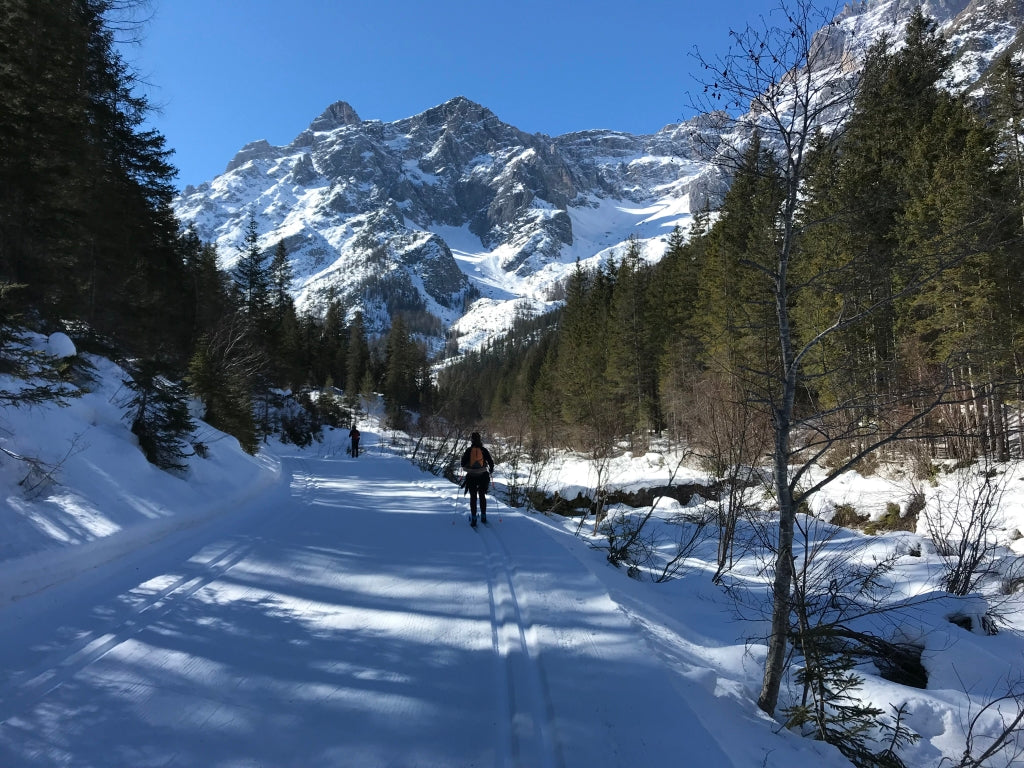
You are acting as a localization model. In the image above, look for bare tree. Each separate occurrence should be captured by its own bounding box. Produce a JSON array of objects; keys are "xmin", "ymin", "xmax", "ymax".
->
[
  {"xmin": 926, "ymin": 459, "xmax": 1015, "ymax": 597},
  {"xmin": 689, "ymin": 370, "xmax": 773, "ymax": 581},
  {"xmin": 689, "ymin": 0, "xmax": 858, "ymax": 716}
]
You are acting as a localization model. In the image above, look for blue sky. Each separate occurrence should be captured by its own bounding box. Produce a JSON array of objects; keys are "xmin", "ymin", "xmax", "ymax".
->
[{"xmin": 121, "ymin": 0, "xmax": 776, "ymax": 190}]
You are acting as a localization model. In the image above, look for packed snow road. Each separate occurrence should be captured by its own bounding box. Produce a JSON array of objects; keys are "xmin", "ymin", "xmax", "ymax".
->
[{"xmin": 0, "ymin": 435, "xmax": 742, "ymax": 767}]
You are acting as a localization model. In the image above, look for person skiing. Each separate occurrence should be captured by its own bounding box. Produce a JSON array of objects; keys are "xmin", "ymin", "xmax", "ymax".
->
[
  {"xmin": 349, "ymin": 425, "xmax": 361, "ymax": 458},
  {"xmin": 460, "ymin": 431, "xmax": 495, "ymax": 527}
]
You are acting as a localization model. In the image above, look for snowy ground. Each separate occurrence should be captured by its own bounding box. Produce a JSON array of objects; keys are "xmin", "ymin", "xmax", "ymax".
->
[{"xmin": 2, "ymin": 347, "xmax": 1024, "ymax": 767}]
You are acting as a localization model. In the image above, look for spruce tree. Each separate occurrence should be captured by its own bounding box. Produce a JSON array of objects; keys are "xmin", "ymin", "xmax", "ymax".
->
[
  {"xmin": 693, "ymin": 132, "xmax": 785, "ymax": 390},
  {"xmin": 383, "ymin": 315, "xmax": 427, "ymax": 425},
  {"xmin": 233, "ymin": 211, "xmax": 272, "ymax": 328},
  {"xmin": 605, "ymin": 236, "xmax": 658, "ymax": 441},
  {"xmin": 268, "ymin": 241, "xmax": 294, "ymax": 326},
  {"xmin": 0, "ymin": 0, "xmax": 91, "ymax": 316},
  {"xmin": 0, "ymin": 0, "xmax": 189, "ymax": 362},
  {"xmin": 345, "ymin": 311, "xmax": 370, "ymax": 403}
]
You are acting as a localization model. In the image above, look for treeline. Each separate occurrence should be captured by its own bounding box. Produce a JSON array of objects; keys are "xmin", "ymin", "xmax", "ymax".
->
[
  {"xmin": 441, "ymin": 11, "xmax": 1024, "ymax": 465},
  {"xmin": 0, "ymin": 0, "xmax": 431, "ymax": 461}
]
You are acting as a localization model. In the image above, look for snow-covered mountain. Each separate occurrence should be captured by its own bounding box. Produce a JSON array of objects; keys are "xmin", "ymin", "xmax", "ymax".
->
[
  {"xmin": 172, "ymin": 0, "xmax": 1024, "ymax": 351},
  {"xmin": 173, "ymin": 96, "xmax": 725, "ymax": 348}
]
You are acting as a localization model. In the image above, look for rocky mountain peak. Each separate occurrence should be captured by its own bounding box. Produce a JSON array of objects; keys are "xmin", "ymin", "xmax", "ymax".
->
[{"xmin": 309, "ymin": 100, "xmax": 362, "ymax": 132}]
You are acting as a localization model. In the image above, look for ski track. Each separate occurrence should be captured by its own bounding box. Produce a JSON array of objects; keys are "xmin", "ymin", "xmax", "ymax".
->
[
  {"xmin": 479, "ymin": 521, "xmax": 563, "ymax": 768},
  {"xmin": 0, "ymin": 535, "xmax": 255, "ymax": 726}
]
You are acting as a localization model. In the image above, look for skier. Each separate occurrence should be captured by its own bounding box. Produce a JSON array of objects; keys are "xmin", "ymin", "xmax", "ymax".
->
[
  {"xmin": 349, "ymin": 425, "xmax": 361, "ymax": 457},
  {"xmin": 460, "ymin": 431, "xmax": 495, "ymax": 527}
]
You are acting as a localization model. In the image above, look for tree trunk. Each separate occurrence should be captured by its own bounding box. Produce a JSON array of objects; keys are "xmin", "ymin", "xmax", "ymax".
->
[{"xmin": 759, "ymin": 430, "xmax": 796, "ymax": 715}]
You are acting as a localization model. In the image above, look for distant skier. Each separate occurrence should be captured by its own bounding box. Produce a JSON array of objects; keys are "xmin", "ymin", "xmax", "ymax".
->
[
  {"xmin": 460, "ymin": 431, "xmax": 495, "ymax": 527},
  {"xmin": 349, "ymin": 425, "xmax": 361, "ymax": 458}
]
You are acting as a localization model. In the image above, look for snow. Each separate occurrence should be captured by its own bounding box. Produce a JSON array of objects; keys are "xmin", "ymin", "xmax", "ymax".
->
[
  {"xmin": 2, "ymin": 349, "xmax": 1024, "ymax": 766},
  {"xmin": 44, "ymin": 333, "xmax": 76, "ymax": 359}
]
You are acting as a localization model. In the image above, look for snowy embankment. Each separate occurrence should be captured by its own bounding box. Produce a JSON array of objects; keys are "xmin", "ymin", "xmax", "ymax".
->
[
  {"xmin": 0, "ymin": 351, "xmax": 277, "ymax": 607},
  {"xmin": 1, "ymin": 348, "xmax": 1023, "ymax": 766}
]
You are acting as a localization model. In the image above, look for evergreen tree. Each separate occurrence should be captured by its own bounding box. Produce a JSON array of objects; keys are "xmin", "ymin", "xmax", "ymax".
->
[
  {"xmin": 796, "ymin": 12, "xmax": 954, "ymax": 405},
  {"xmin": 0, "ymin": 0, "xmax": 91, "ymax": 316},
  {"xmin": 233, "ymin": 210, "xmax": 271, "ymax": 327},
  {"xmin": 605, "ymin": 236, "xmax": 658, "ymax": 441},
  {"xmin": 316, "ymin": 300, "xmax": 347, "ymax": 389},
  {"xmin": 652, "ymin": 217, "xmax": 708, "ymax": 440},
  {"xmin": 180, "ymin": 229, "xmax": 230, "ymax": 348},
  {"xmin": 268, "ymin": 240, "xmax": 294, "ymax": 326},
  {"xmin": 694, "ymin": 132, "xmax": 785, "ymax": 391},
  {"xmin": 896, "ymin": 96, "xmax": 1016, "ymax": 457},
  {"xmin": 550, "ymin": 259, "xmax": 620, "ymax": 449},
  {"xmin": 988, "ymin": 50, "xmax": 1024, "ymax": 230},
  {"xmin": 0, "ymin": 0, "xmax": 190, "ymax": 362},
  {"xmin": 383, "ymin": 315, "xmax": 428, "ymax": 424},
  {"xmin": 345, "ymin": 311, "xmax": 370, "ymax": 402},
  {"xmin": 122, "ymin": 359, "xmax": 195, "ymax": 472},
  {"xmin": 650, "ymin": 222, "xmax": 702, "ymax": 364}
]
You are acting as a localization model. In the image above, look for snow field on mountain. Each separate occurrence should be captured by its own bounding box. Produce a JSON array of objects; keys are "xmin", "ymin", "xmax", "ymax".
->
[{"xmin": 443, "ymin": 192, "xmax": 693, "ymax": 353}]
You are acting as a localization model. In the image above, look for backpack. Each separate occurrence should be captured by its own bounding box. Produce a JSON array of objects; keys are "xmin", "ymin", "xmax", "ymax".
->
[{"xmin": 467, "ymin": 445, "xmax": 487, "ymax": 475}]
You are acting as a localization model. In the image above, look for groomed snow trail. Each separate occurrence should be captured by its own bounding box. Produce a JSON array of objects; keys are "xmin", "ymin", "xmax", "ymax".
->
[{"xmin": 0, "ymin": 434, "xmax": 742, "ymax": 767}]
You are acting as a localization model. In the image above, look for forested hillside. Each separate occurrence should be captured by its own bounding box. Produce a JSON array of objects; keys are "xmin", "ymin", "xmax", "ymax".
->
[
  {"xmin": 442, "ymin": 9, "xmax": 1024, "ymax": 468},
  {"xmin": 0, "ymin": 0, "xmax": 434, "ymax": 454}
]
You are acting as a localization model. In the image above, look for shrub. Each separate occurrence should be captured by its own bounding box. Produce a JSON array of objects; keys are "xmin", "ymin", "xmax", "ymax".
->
[
  {"xmin": 831, "ymin": 503, "xmax": 868, "ymax": 529},
  {"xmin": 864, "ymin": 501, "xmax": 919, "ymax": 535}
]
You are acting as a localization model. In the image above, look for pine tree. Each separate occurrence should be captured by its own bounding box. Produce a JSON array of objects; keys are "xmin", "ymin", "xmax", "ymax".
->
[
  {"xmin": 233, "ymin": 211, "xmax": 272, "ymax": 328},
  {"xmin": 383, "ymin": 315, "xmax": 428, "ymax": 426},
  {"xmin": 694, "ymin": 132, "xmax": 785, "ymax": 391},
  {"xmin": 76, "ymin": 0, "xmax": 189, "ymax": 360},
  {"xmin": 0, "ymin": 0, "xmax": 91, "ymax": 316},
  {"xmin": 316, "ymin": 300, "xmax": 347, "ymax": 389},
  {"xmin": 268, "ymin": 240, "xmax": 294, "ymax": 326},
  {"xmin": 896, "ymin": 96, "xmax": 1016, "ymax": 457},
  {"xmin": 800, "ymin": 11, "xmax": 953, "ymax": 405},
  {"xmin": 988, "ymin": 51, "xmax": 1024, "ymax": 230},
  {"xmin": 180, "ymin": 229, "xmax": 230, "ymax": 348},
  {"xmin": 0, "ymin": 0, "xmax": 189, "ymax": 362}
]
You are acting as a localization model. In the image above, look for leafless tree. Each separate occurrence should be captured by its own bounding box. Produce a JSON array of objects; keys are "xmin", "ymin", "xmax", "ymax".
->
[
  {"xmin": 689, "ymin": 370, "xmax": 773, "ymax": 581},
  {"xmin": 926, "ymin": 459, "xmax": 1015, "ymax": 597}
]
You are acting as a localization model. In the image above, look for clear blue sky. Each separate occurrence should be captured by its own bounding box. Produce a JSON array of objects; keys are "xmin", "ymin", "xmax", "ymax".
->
[{"xmin": 120, "ymin": 0, "xmax": 777, "ymax": 190}]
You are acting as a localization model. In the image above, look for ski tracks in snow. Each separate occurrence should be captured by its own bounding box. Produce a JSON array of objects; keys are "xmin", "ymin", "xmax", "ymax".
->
[
  {"xmin": 478, "ymin": 521, "xmax": 563, "ymax": 768},
  {"xmin": 0, "ymin": 535, "xmax": 254, "ymax": 727}
]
